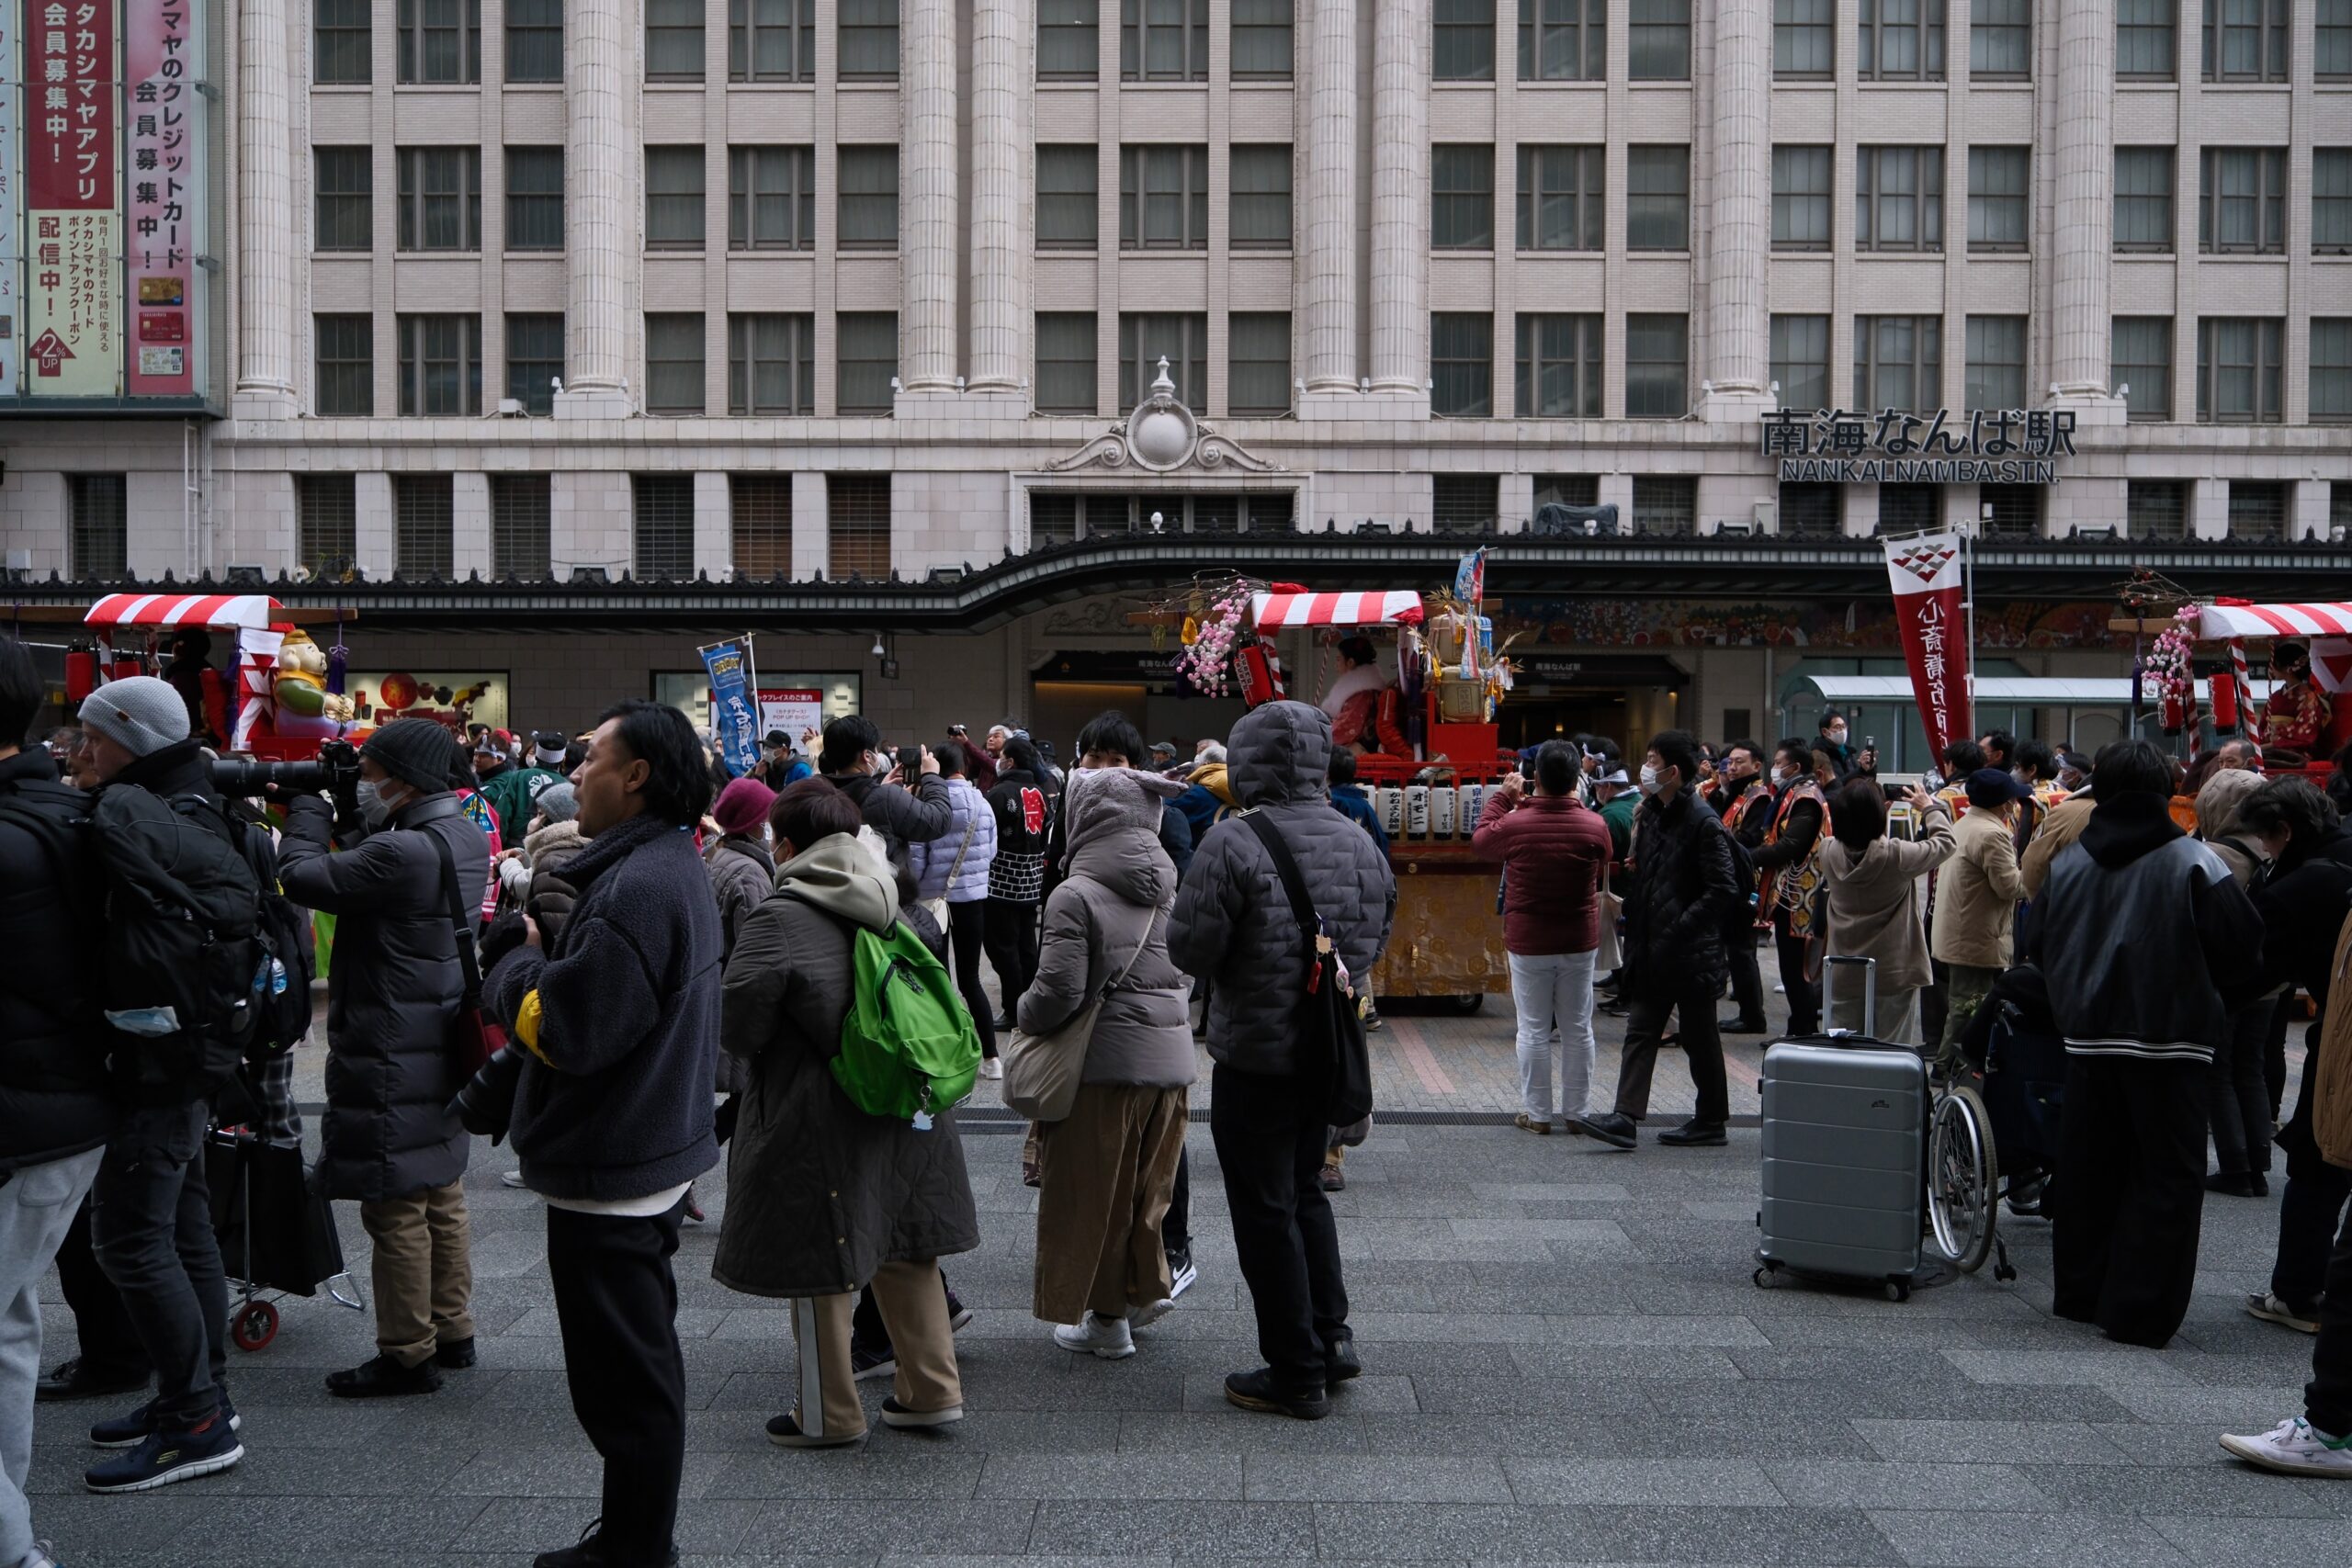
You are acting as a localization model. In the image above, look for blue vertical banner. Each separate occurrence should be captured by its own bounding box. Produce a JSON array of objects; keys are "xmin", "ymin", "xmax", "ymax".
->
[{"xmin": 700, "ymin": 640, "xmax": 759, "ymax": 778}]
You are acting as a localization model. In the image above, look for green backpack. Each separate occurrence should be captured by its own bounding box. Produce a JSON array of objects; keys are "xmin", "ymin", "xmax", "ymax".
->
[{"xmin": 832, "ymin": 920, "xmax": 982, "ymax": 1128}]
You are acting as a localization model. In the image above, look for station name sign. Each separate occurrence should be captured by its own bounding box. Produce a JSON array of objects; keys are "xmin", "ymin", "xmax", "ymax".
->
[{"xmin": 1761, "ymin": 408, "xmax": 2075, "ymax": 486}]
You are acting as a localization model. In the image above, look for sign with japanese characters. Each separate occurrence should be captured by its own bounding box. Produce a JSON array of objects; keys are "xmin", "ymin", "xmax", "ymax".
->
[
  {"xmin": 1883, "ymin": 533, "xmax": 1973, "ymax": 761},
  {"xmin": 1763, "ymin": 408, "xmax": 2075, "ymax": 485},
  {"xmin": 24, "ymin": 0, "xmax": 121, "ymax": 399},
  {"xmin": 123, "ymin": 0, "xmax": 198, "ymax": 395},
  {"xmin": 0, "ymin": 4, "xmax": 20, "ymax": 395}
]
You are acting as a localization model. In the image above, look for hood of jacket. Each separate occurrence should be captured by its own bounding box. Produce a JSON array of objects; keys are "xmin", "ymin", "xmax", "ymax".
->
[
  {"xmin": 1227, "ymin": 701, "xmax": 1334, "ymax": 808},
  {"xmin": 2195, "ymin": 769, "xmax": 2263, "ymax": 840},
  {"xmin": 1187, "ymin": 762, "xmax": 1237, "ymax": 806},
  {"xmin": 526, "ymin": 816, "xmax": 585, "ymax": 867},
  {"xmin": 2080, "ymin": 790, "xmax": 2183, "ymax": 869},
  {"xmin": 1064, "ymin": 767, "xmax": 1185, "ymax": 906},
  {"xmin": 775, "ymin": 829, "xmax": 898, "ymax": 931},
  {"xmin": 709, "ymin": 831, "xmax": 775, "ymax": 879},
  {"xmin": 110, "ymin": 738, "xmax": 212, "ymax": 799}
]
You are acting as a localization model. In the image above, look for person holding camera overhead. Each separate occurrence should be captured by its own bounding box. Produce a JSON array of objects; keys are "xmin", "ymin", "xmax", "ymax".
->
[
  {"xmin": 817, "ymin": 714, "xmax": 953, "ymax": 868},
  {"xmin": 275, "ymin": 717, "xmax": 489, "ymax": 1401}
]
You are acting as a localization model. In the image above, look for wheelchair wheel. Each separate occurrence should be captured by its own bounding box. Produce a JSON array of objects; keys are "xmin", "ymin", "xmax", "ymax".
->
[{"xmin": 1928, "ymin": 1086, "xmax": 1998, "ymax": 1275}]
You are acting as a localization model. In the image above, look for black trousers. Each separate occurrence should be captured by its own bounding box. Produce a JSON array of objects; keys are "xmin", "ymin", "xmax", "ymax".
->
[
  {"xmin": 1164, "ymin": 1148, "xmax": 1191, "ymax": 1255},
  {"xmin": 946, "ymin": 899, "xmax": 997, "ymax": 1058},
  {"xmin": 1612, "ymin": 984, "xmax": 1730, "ymax": 1126},
  {"xmin": 2271, "ymin": 1038, "xmax": 2352, "ymax": 1309},
  {"xmin": 2053, "ymin": 1054, "xmax": 2208, "ymax": 1348},
  {"xmin": 2207, "ymin": 1001, "xmax": 2275, "ymax": 1179},
  {"xmin": 1724, "ymin": 926, "xmax": 1766, "ymax": 1025},
  {"xmin": 1209, "ymin": 1064, "xmax": 1348, "ymax": 1395},
  {"xmin": 983, "ymin": 897, "xmax": 1040, "ymax": 1022},
  {"xmin": 57, "ymin": 1195, "xmax": 151, "ymax": 1380},
  {"xmin": 547, "ymin": 1201, "xmax": 686, "ymax": 1564},
  {"xmin": 2303, "ymin": 1196, "xmax": 2352, "ymax": 1438},
  {"xmin": 1773, "ymin": 918, "xmax": 1819, "ymax": 1036}
]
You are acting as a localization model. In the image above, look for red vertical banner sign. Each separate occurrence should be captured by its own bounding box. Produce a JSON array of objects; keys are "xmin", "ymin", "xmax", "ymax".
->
[
  {"xmin": 123, "ymin": 0, "xmax": 194, "ymax": 395},
  {"xmin": 1883, "ymin": 532, "xmax": 1973, "ymax": 762},
  {"xmin": 25, "ymin": 0, "xmax": 120, "ymax": 398}
]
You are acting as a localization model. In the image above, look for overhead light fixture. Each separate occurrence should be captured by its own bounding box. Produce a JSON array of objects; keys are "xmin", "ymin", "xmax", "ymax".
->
[{"xmin": 871, "ymin": 634, "xmax": 888, "ymax": 659}]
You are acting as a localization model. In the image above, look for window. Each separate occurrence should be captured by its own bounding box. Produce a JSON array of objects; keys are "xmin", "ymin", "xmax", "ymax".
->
[
  {"xmin": 396, "ymin": 314, "xmax": 482, "ymax": 415},
  {"xmin": 1230, "ymin": 146, "xmax": 1294, "ymax": 249},
  {"xmin": 2114, "ymin": 148, "xmax": 2175, "ymax": 251},
  {"xmin": 2316, "ymin": 151, "xmax": 2352, "ymax": 254},
  {"xmin": 2227, "ymin": 481, "xmax": 2288, "ymax": 540},
  {"xmin": 1123, "ymin": 0, "xmax": 1207, "ymax": 81},
  {"xmin": 1436, "ymin": 0, "xmax": 1497, "ymax": 80},
  {"xmin": 2312, "ymin": 320, "xmax": 2352, "ymax": 423},
  {"xmin": 1857, "ymin": 146, "xmax": 1942, "ymax": 254},
  {"xmin": 2325, "ymin": 0, "xmax": 2352, "ymax": 77},
  {"xmin": 645, "ymin": 313, "xmax": 706, "ymax": 413},
  {"xmin": 1970, "ymin": 0, "xmax": 2030, "ymax": 75},
  {"xmin": 1430, "ymin": 313, "xmax": 1493, "ymax": 416},
  {"xmin": 1431, "ymin": 476, "xmax": 1500, "ymax": 531},
  {"xmin": 728, "ymin": 313, "xmax": 817, "ymax": 415},
  {"xmin": 1037, "ymin": 147, "xmax": 1099, "ymax": 249},
  {"xmin": 827, "ymin": 475, "xmax": 893, "ymax": 580},
  {"xmin": 1770, "ymin": 313, "xmax": 1829, "ymax": 410},
  {"xmin": 1433, "ymin": 145, "xmax": 1496, "ymax": 250},
  {"xmin": 1634, "ymin": 477, "xmax": 1698, "ymax": 536},
  {"xmin": 1771, "ymin": 145, "xmax": 1831, "ymax": 250},
  {"xmin": 315, "ymin": 313, "xmax": 374, "ymax": 415},
  {"xmin": 731, "ymin": 0, "xmax": 815, "ymax": 80},
  {"xmin": 2203, "ymin": 0, "xmax": 2287, "ymax": 82},
  {"xmin": 67, "ymin": 474, "xmax": 127, "ymax": 580},
  {"xmin": 2195, "ymin": 317, "xmax": 2283, "ymax": 423},
  {"xmin": 395, "ymin": 147, "xmax": 481, "ymax": 251},
  {"xmin": 1878, "ymin": 483, "xmax": 1939, "ymax": 534},
  {"xmin": 505, "ymin": 147, "xmax": 564, "ymax": 252},
  {"xmin": 1620, "ymin": 145, "xmax": 1689, "ymax": 253},
  {"xmin": 506, "ymin": 0, "xmax": 562, "ymax": 81},
  {"xmin": 1775, "ymin": 0, "xmax": 1833, "ymax": 75},
  {"xmin": 730, "ymin": 476, "xmax": 794, "ymax": 579},
  {"xmin": 1036, "ymin": 312, "xmax": 1099, "ymax": 413},
  {"xmin": 2110, "ymin": 316, "xmax": 2174, "ymax": 421},
  {"xmin": 2118, "ymin": 0, "xmax": 2176, "ymax": 75},
  {"xmin": 315, "ymin": 0, "xmax": 371, "ymax": 84},
  {"xmin": 1625, "ymin": 313, "xmax": 1688, "ymax": 417},
  {"xmin": 2199, "ymin": 148, "xmax": 2287, "ymax": 254},
  {"xmin": 1520, "ymin": 0, "xmax": 1601, "ymax": 79},
  {"xmin": 836, "ymin": 313, "xmax": 899, "ymax": 413},
  {"xmin": 490, "ymin": 474, "xmax": 551, "ymax": 579},
  {"xmin": 837, "ymin": 147, "xmax": 899, "ymax": 248},
  {"xmin": 1030, "ymin": 493, "xmax": 1080, "ymax": 546},
  {"xmin": 1516, "ymin": 145, "xmax": 1602, "ymax": 251},
  {"xmin": 1854, "ymin": 314, "xmax": 1942, "ymax": 411},
  {"xmin": 729, "ymin": 146, "xmax": 815, "ymax": 251},
  {"xmin": 838, "ymin": 0, "xmax": 898, "ymax": 74},
  {"xmin": 1117, "ymin": 313, "xmax": 1209, "ymax": 409},
  {"xmin": 1779, "ymin": 482, "xmax": 1842, "ymax": 538},
  {"xmin": 646, "ymin": 0, "xmax": 705, "ymax": 77},
  {"xmin": 645, "ymin": 147, "xmax": 706, "ymax": 249},
  {"xmin": 1039, "ymin": 0, "xmax": 1098, "ymax": 76},
  {"xmin": 633, "ymin": 475, "xmax": 696, "ymax": 580},
  {"xmin": 504, "ymin": 312, "xmax": 563, "ymax": 413},
  {"xmin": 1629, "ymin": 0, "xmax": 1690, "ymax": 79},
  {"xmin": 1859, "ymin": 0, "xmax": 1945, "ymax": 81},
  {"xmin": 396, "ymin": 0, "xmax": 479, "ymax": 84},
  {"xmin": 393, "ymin": 476, "xmax": 456, "ymax": 580},
  {"xmin": 1119, "ymin": 145, "xmax": 1210, "ymax": 250},
  {"xmin": 1534, "ymin": 474, "xmax": 1600, "ymax": 509},
  {"xmin": 1229, "ymin": 313, "xmax": 1293, "ymax": 415},
  {"xmin": 1234, "ymin": 0, "xmax": 1294, "ymax": 74},
  {"xmin": 1968, "ymin": 148, "xmax": 2028, "ymax": 251},
  {"xmin": 1979, "ymin": 484, "xmax": 2041, "ymax": 539},
  {"xmin": 1964, "ymin": 316, "xmax": 2026, "ymax": 410},
  {"xmin": 297, "ymin": 476, "xmax": 359, "ymax": 576},
  {"xmin": 2127, "ymin": 479, "xmax": 2187, "ymax": 541},
  {"xmin": 1513, "ymin": 314, "xmax": 1600, "ymax": 418},
  {"xmin": 315, "ymin": 148, "xmax": 372, "ymax": 251}
]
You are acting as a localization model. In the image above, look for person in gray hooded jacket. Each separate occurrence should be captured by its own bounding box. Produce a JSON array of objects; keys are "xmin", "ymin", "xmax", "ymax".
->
[{"xmin": 1170, "ymin": 701, "xmax": 1395, "ymax": 1421}]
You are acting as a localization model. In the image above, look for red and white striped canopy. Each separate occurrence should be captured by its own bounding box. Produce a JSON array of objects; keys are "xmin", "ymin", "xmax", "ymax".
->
[
  {"xmin": 85, "ymin": 592, "xmax": 283, "ymax": 631},
  {"xmin": 1250, "ymin": 590, "xmax": 1424, "ymax": 629},
  {"xmin": 2194, "ymin": 603, "xmax": 2352, "ymax": 640}
]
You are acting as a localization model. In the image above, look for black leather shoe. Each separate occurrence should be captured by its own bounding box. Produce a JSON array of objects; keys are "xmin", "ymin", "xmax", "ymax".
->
[
  {"xmin": 325, "ymin": 1353, "xmax": 443, "ymax": 1399},
  {"xmin": 1225, "ymin": 1368, "xmax": 1329, "ymax": 1421},
  {"xmin": 1567, "ymin": 1111, "xmax": 1639, "ymax": 1150},
  {"xmin": 434, "ymin": 1336, "xmax": 478, "ymax": 1370},
  {"xmin": 1657, "ymin": 1120, "xmax": 1728, "ymax": 1147},
  {"xmin": 36, "ymin": 1358, "xmax": 150, "ymax": 1404},
  {"xmin": 1718, "ymin": 1016, "xmax": 1770, "ymax": 1033},
  {"xmin": 1324, "ymin": 1337, "xmax": 1363, "ymax": 1391},
  {"xmin": 532, "ymin": 1525, "xmax": 680, "ymax": 1568}
]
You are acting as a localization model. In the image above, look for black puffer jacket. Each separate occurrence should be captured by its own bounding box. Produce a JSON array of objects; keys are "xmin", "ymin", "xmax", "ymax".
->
[
  {"xmin": 0, "ymin": 752, "xmax": 111, "ymax": 1175},
  {"xmin": 279, "ymin": 790, "xmax": 486, "ymax": 1201},
  {"xmin": 1620, "ymin": 786, "xmax": 1739, "ymax": 1001},
  {"xmin": 1169, "ymin": 702, "xmax": 1396, "ymax": 1076},
  {"xmin": 834, "ymin": 771, "xmax": 952, "ymax": 869}
]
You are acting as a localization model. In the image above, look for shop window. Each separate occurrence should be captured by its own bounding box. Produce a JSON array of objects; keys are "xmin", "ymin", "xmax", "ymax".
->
[
  {"xmin": 1779, "ymin": 482, "xmax": 1841, "ymax": 539},
  {"xmin": 827, "ymin": 475, "xmax": 893, "ymax": 578},
  {"xmin": 731, "ymin": 475, "xmax": 794, "ymax": 579},
  {"xmin": 633, "ymin": 475, "xmax": 695, "ymax": 580}
]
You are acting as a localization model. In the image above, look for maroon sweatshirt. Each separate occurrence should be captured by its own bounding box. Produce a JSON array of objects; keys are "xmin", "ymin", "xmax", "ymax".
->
[{"xmin": 1472, "ymin": 791, "xmax": 1614, "ymax": 956}]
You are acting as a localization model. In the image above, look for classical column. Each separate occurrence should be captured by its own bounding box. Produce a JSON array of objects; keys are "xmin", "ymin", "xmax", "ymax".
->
[
  {"xmin": 1299, "ymin": 0, "xmax": 1359, "ymax": 393},
  {"xmin": 558, "ymin": 0, "xmax": 630, "ymax": 414},
  {"xmin": 1367, "ymin": 0, "xmax": 1429, "ymax": 395},
  {"xmin": 2050, "ymin": 0, "xmax": 2116, "ymax": 398},
  {"xmin": 899, "ymin": 0, "xmax": 959, "ymax": 393},
  {"xmin": 232, "ymin": 0, "xmax": 296, "ymax": 414},
  {"xmin": 967, "ymin": 0, "xmax": 1027, "ymax": 393},
  {"xmin": 1702, "ymin": 0, "xmax": 1770, "ymax": 402}
]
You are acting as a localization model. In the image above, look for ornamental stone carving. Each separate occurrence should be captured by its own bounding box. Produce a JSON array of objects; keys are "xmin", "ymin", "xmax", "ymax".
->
[{"xmin": 1040, "ymin": 359, "xmax": 1287, "ymax": 475}]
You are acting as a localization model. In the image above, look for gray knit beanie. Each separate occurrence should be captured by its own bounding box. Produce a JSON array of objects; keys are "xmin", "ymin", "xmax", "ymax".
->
[
  {"xmin": 77, "ymin": 677, "xmax": 191, "ymax": 759},
  {"xmin": 363, "ymin": 716, "xmax": 461, "ymax": 792},
  {"xmin": 534, "ymin": 781, "xmax": 580, "ymax": 825}
]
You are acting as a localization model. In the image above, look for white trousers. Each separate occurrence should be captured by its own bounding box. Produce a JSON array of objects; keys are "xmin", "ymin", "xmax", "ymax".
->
[{"xmin": 1508, "ymin": 949, "xmax": 1599, "ymax": 1120}]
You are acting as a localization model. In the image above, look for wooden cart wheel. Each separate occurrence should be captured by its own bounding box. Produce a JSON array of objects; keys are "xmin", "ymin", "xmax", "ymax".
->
[{"xmin": 233, "ymin": 1301, "xmax": 279, "ymax": 1352}]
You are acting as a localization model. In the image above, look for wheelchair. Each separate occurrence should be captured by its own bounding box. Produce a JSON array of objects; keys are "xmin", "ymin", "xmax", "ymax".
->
[{"xmin": 1925, "ymin": 980, "xmax": 2067, "ymax": 1280}]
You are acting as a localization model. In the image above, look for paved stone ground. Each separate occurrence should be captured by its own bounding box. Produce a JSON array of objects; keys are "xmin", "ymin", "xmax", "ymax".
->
[{"xmin": 24, "ymin": 980, "xmax": 2334, "ymax": 1567}]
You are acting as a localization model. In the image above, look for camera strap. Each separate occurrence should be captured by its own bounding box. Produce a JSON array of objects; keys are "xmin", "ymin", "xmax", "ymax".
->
[{"xmin": 428, "ymin": 829, "xmax": 487, "ymax": 1007}]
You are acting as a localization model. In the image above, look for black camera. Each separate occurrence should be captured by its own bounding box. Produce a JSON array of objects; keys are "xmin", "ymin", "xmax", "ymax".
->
[
  {"xmin": 451, "ymin": 1044, "xmax": 527, "ymax": 1144},
  {"xmin": 210, "ymin": 738, "xmax": 364, "ymax": 799}
]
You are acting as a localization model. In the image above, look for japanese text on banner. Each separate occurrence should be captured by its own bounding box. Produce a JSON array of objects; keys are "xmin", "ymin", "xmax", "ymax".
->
[
  {"xmin": 24, "ymin": 0, "xmax": 120, "ymax": 398},
  {"xmin": 124, "ymin": 0, "xmax": 197, "ymax": 395}
]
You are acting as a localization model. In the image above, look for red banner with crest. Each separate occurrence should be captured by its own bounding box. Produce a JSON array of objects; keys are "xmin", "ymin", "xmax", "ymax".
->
[{"xmin": 1883, "ymin": 533, "xmax": 1973, "ymax": 761}]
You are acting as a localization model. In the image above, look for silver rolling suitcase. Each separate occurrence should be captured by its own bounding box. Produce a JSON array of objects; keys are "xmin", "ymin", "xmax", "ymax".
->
[{"xmin": 1754, "ymin": 956, "xmax": 1929, "ymax": 1301}]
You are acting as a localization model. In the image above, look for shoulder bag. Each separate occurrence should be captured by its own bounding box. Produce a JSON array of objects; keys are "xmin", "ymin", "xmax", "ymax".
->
[
  {"xmin": 429, "ymin": 829, "xmax": 506, "ymax": 1076},
  {"xmin": 1595, "ymin": 852, "xmax": 1623, "ymax": 973},
  {"xmin": 1001, "ymin": 909, "xmax": 1153, "ymax": 1122},
  {"xmin": 1239, "ymin": 812, "xmax": 1374, "ymax": 1127}
]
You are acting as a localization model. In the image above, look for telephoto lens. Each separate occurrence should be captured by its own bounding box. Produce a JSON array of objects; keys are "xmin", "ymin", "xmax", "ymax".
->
[
  {"xmin": 210, "ymin": 757, "xmax": 329, "ymax": 795},
  {"xmin": 451, "ymin": 1044, "xmax": 527, "ymax": 1143}
]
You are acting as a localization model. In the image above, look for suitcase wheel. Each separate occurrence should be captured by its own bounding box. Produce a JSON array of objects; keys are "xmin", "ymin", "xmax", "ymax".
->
[
  {"xmin": 233, "ymin": 1300, "xmax": 279, "ymax": 1352},
  {"xmin": 1752, "ymin": 1264, "xmax": 1778, "ymax": 1289},
  {"xmin": 1884, "ymin": 1280, "xmax": 1911, "ymax": 1304}
]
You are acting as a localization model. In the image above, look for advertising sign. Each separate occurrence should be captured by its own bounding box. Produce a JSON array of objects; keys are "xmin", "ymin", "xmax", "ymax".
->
[
  {"xmin": 1883, "ymin": 533, "xmax": 1973, "ymax": 762},
  {"xmin": 700, "ymin": 642, "xmax": 759, "ymax": 778},
  {"xmin": 0, "ymin": 4, "xmax": 20, "ymax": 396},
  {"xmin": 123, "ymin": 0, "xmax": 197, "ymax": 395},
  {"xmin": 756, "ymin": 688, "xmax": 826, "ymax": 745},
  {"xmin": 25, "ymin": 0, "xmax": 121, "ymax": 398}
]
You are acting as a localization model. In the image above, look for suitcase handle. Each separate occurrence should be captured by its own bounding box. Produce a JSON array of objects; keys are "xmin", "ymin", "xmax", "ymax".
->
[{"xmin": 1821, "ymin": 953, "xmax": 1876, "ymax": 1036}]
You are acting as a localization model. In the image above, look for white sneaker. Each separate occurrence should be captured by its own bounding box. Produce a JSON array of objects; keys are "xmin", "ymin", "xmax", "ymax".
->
[
  {"xmin": 978, "ymin": 1057, "xmax": 1004, "ymax": 1080},
  {"xmin": 1166, "ymin": 1251, "xmax": 1198, "ymax": 1299},
  {"xmin": 2221, "ymin": 1417, "xmax": 2352, "ymax": 1478},
  {"xmin": 1051, "ymin": 1312, "xmax": 1136, "ymax": 1359},
  {"xmin": 1128, "ymin": 1296, "xmax": 1176, "ymax": 1330},
  {"xmin": 22, "ymin": 1542, "xmax": 60, "ymax": 1568},
  {"xmin": 499, "ymin": 1169, "xmax": 528, "ymax": 1190}
]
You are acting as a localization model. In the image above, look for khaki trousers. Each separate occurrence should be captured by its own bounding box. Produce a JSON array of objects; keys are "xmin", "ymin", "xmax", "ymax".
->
[
  {"xmin": 359, "ymin": 1179, "xmax": 474, "ymax": 1366},
  {"xmin": 1032, "ymin": 1084, "xmax": 1188, "ymax": 1324},
  {"xmin": 790, "ymin": 1259, "xmax": 961, "ymax": 1440}
]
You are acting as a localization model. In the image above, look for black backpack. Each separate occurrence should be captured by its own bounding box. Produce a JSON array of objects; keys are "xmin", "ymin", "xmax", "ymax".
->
[
  {"xmin": 0, "ymin": 778, "xmax": 104, "ymax": 1026},
  {"xmin": 89, "ymin": 784, "xmax": 265, "ymax": 1097},
  {"xmin": 224, "ymin": 806, "xmax": 315, "ymax": 1058}
]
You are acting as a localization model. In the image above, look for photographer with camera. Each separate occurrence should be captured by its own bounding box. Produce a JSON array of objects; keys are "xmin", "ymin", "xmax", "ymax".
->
[
  {"xmin": 274, "ymin": 718, "xmax": 487, "ymax": 1399},
  {"xmin": 818, "ymin": 715, "xmax": 952, "ymax": 869}
]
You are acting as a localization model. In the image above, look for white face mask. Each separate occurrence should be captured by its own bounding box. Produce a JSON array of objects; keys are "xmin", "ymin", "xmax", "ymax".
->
[
  {"xmin": 1637, "ymin": 762, "xmax": 1662, "ymax": 795},
  {"xmin": 356, "ymin": 778, "xmax": 403, "ymax": 829}
]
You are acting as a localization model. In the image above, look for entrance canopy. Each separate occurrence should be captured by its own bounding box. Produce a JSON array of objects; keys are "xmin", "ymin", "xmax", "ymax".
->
[
  {"xmin": 86, "ymin": 592, "xmax": 283, "ymax": 631},
  {"xmin": 1795, "ymin": 675, "xmax": 2274, "ymax": 705},
  {"xmin": 1250, "ymin": 590, "xmax": 1424, "ymax": 629},
  {"xmin": 2193, "ymin": 603, "xmax": 2352, "ymax": 640}
]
